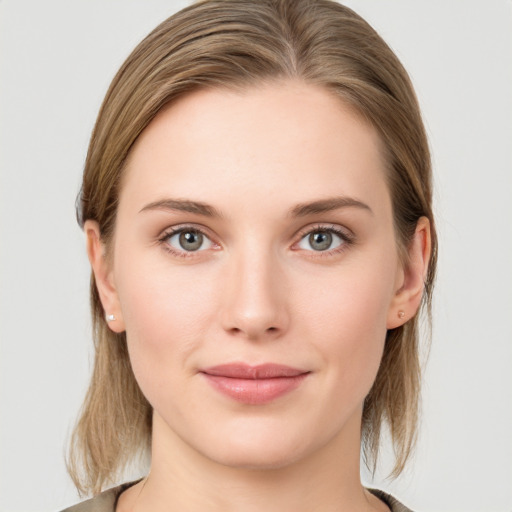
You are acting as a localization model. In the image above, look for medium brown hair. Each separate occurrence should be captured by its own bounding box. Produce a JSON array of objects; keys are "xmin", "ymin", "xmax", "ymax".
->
[{"xmin": 69, "ymin": 0, "xmax": 437, "ymax": 495}]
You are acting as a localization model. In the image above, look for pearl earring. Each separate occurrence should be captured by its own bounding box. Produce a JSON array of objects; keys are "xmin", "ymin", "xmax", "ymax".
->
[
  {"xmin": 106, "ymin": 314, "xmax": 116, "ymax": 322},
  {"xmin": 398, "ymin": 310, "xmax": 405, "ymax": 319}
]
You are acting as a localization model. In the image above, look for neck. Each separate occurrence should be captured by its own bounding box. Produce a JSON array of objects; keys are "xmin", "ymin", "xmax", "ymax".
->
[{"xmin": 119, "ymin": 411, "xmax": 387, "ymax": 512}]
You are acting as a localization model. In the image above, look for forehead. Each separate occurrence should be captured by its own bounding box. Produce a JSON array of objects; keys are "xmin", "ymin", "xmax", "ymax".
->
[{"xmin": 121, "ymin": 81, "xmax": 390, "ymax": 217}]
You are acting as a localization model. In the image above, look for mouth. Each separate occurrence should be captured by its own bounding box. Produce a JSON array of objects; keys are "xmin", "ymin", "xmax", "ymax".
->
[{"xmin": 200, "ymin": 363, "xmax": 310, "ymax": 405}]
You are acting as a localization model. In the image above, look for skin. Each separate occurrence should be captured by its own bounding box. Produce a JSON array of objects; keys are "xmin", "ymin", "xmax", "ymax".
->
[{"xmin": 86, "ymin": 81, "xmax": 430, "ymax": 512}]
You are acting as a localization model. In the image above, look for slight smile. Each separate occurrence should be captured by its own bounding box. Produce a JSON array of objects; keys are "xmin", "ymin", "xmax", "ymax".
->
[{"xmin": 200, "ymin": 363, "xmax": 311, "ymax": 405}]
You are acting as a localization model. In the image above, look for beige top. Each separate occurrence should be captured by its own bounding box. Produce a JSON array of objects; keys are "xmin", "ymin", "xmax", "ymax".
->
[{"xmin": 60, "ymin": 482, "xmax": 413, "ymax": 512}]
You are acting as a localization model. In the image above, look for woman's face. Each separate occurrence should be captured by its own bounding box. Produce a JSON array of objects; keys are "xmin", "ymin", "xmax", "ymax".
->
[{"xmin": 97, "ymin": 81, "xmax": 409, "ymax": 469}]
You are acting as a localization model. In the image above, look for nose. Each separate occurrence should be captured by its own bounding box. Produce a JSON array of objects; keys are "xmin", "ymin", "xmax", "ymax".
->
[{"xmin": 220, "ymin": 244, "xmax": 289, "ymax": 341}]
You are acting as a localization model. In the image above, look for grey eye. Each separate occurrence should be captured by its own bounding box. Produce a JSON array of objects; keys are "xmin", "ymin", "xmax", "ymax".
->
[
  {"xmin": 179, "ymin": 231, "xmax": 203, "ymax": 251},
  {"xmin": 167, "ymin": 229, "xmax": 212, "ymax": 252},
  {"xmin": 298, "ymin": 230, "xmax": 343, "ymax": 252},
  {"xmin": 309, "ymin": 231, "xmax": 332, "ymax": 251}
]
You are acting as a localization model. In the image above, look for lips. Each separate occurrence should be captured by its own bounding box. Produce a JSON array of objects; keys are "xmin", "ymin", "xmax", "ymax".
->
[{"xmin": 200, "ymin": 363, "xmax": 309, "ymax": 405}]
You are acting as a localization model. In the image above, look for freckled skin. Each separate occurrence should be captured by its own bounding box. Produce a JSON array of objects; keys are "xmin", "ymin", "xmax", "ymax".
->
[{"xmin": 89, "ymin": 81, "xmax": 419, "ymax": 511}]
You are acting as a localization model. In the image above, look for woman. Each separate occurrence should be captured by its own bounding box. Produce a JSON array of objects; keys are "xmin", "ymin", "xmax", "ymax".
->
[{"xmin": 63, "ymin": 0, "xmax": 436, "ymax": 510}]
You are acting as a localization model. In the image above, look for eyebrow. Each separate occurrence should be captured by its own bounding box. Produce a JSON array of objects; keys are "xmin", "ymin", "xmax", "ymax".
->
[
  {"xmin": 139, "ymin": 195, "xmax": 372, "ymax": 218},
  {"xmin": 139, "ymin": 199, "xmax": 222, "ymax": 217},
  {"xmin": 289, "ymin": 196, "xmax": 373, "ymax": 217}
]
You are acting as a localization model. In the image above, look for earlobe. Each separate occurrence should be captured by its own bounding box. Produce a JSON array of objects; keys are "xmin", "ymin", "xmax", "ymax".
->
[
  {"xmin": 84, "ymin": 220, "xmax": 125, "ymax": 333},
  {"xmin": 387, "ymin": 217, "xmax": 431, "ymax": 329}
]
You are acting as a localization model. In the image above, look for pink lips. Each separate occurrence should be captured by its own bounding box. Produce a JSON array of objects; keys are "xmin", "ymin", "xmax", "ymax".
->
[{"xmin": 200, "ymin": 363, "xmax": 309, "ymax": 405}]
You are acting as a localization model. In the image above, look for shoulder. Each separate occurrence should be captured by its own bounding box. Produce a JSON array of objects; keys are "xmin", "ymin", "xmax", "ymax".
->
[
  {"xmin": 60, "ymin": 482, "xmax": 411, "ymax": 512},
  {"xmin": 368, "ymin": 488, "xmax": 415, "ymax": 512},
  {"xmin": 59, "ymin": 482, "xmax": 139, "ymax": 512}
]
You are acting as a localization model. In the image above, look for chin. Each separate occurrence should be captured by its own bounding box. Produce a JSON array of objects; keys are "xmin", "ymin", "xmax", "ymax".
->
[
  {"xmin": 208, "ymin": 443, "xmax": 305, "ymax": 471},
  {"xmin": 195, "ymin": 421, "xmax": 319, "ymax": 471}
]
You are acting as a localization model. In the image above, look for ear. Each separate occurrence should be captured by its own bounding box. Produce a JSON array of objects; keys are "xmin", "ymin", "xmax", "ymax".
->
[
  {"xmin": 84, "ymin": 220, "xmax": 125, "ymax": 333},
  {"xmin": 387, "ymin": 216, "xmax": 431, "ymax": 329}
]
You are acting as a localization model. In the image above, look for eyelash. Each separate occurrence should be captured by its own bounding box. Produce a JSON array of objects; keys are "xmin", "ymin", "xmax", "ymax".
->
[
  {"xmin": 157, "ymin": 223, "xmax": 355, "ymax": 259},
  {"xmin": 293, "ymin": 224, "xmax": 355, "ymax": 257},
  {"xmin": 158, "ymin": 224, "xmax": 217, "ymax": 259}
]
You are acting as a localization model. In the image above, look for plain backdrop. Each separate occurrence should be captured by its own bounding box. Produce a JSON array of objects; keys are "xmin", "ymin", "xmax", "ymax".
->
[{"xmin": 1, "ymin": 1, "xmax": 511, "ymax": 511}]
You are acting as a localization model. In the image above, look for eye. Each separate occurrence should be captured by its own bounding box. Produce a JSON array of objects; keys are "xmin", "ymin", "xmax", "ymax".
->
[
  {"xmin": 297, "ymin": 228, "xmax": 347, "ymax": 252},
  {"xmin": 163, "ymin": 228, "xmax": 214, "ymax": 253}
]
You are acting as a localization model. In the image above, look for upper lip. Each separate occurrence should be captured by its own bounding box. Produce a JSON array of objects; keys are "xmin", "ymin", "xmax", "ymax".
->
[{"xmin": 201, "ymin": 363, "xmax": 309, "ymax": 379}]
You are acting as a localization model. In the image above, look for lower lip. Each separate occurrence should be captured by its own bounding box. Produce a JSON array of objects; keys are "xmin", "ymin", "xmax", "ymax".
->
[{"xmin": 201, "ymin": 374, "xmax": 308, "ymax": 405}]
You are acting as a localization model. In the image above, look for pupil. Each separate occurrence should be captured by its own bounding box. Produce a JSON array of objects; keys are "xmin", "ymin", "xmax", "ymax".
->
[
  {"xmin": 179, "ymin": 231, "xmax": 203, "ymax": 251},
  {"xmin": 309, "ymin": 231, "xmax": 332, "ymax": 251}
]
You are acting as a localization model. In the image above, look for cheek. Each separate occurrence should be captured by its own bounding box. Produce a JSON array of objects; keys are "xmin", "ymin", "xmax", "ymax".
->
[
  {"xmin": 113, "ymin": 252, "xmax": 219, "ymax": 393},
  {"xmin": 300, "ymin": 251, "xmax": 395, "ymax": 334},
  {"xmin": 297, "ymin": 254, "xmax": 396, "ymax": 394},
  {"xmin": 112, "ymin": 231, "xmax": 398, "ymax": 420}
]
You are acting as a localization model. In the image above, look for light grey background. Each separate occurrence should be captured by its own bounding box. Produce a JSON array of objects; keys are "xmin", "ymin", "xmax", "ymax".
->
[{"xmin": 1, "ymin": 1, "xmax": 511, "ymax": 511}]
